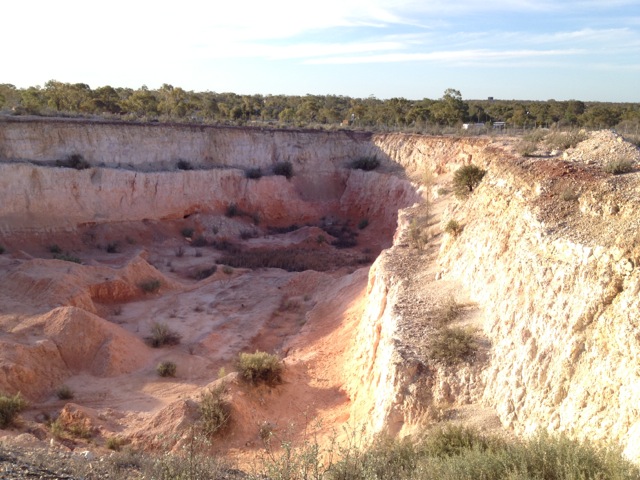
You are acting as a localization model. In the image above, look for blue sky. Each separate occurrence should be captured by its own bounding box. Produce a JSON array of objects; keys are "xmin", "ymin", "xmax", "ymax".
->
[{"xmin": 3, "ymin": 1, "xmax": 639, "ymax": 101}]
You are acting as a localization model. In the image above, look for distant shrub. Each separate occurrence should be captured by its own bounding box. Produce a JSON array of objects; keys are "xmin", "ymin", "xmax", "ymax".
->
[
  {"xmin": 222, "ymin": 265, "xmax": 234, "ymax": 275},
  {"xmin": 517, "ymin": 140, "xmax": 537, "ymax": 157},
  {"xmin": 428, "ymin": 327, "xmax": 477, "ymax": 365},
  {"xmin": 560, "ymin": 185, "xmax": 580, "ymax": 201},
  {"xmin": 245, "ymin": 167, "xmax": 263, "ymax": 179},
  {"xmin": 49, "ymin": 244, "xmax": 62, "ymax": 254},
  {"xmin": 0, "ymin": 245, "xmax": 5, "ymax": 254},
  {"xmin": 219, "ymin": 249, "xmax": 329, "ymax": 272},
  {"xmin": 192, "ymin": 235, "xmax": 208, "ymax": 247},
  {"xmin": 325, "ymin": 223, "xmax": 358, "ymax": 249},
  {"xmin": 544, "ymin": 130, "xmax": 588, "ymax": 150},
  {"xmin": 437, "ymin": 295, "xmax": 462, "ymax": 325},
  {"xmin": 0, "ymin": 392, "xmax": 28, "ymax": 428},
  {"xmin": 181, "ymin": 227, "xmax": 194, "ymax": 238},
  {"xmin": 147, "ymin": 321, "xmax": 181, "ymax": 348},
  {"xmin": 139, "ymin": 279, "xmax": 161, "ymax": 294},
  {"xmin": 358, "ymin": 218, "xmax": 369, "ymax": 230},
  {"xmin": 350, "ymin": 156, "xmax": 380, "ymax": 171},
  {"xmin": 192, "ymin": 265, "xmax": 217, "ymax": 280},
  {"xmin": 239, "ymin": 229, "xmax": 259, "ymax": 240},
  {"xmin": 212, "ymin": 239, "xmax": 240, "ymax": 253},
  {"xmin": 176, "ymin": 159, "xmax": 193, "ymax": 170},
  {"xmin": 56, "ymin": 153, "xmax": 90, "ymax": 170},
  {"xmin": 199, "ymin": 384, "xmax": 231, "ymax": 437},
  {"xmin": 156, "ymin": 361, "xmax": 177, "ymax": 377},
  {"xmin": 50, "ymin": 418, "xmax": 93, "ymax": 439},
  {"xmin": 604, "ymin": 157, "xmax": 634, "ymax": 175},
  {"xmin": 225, "ymin": 203, "xmax": 239, "ymax": 217},
  {"xmin": 444, "ymin": 219, "xmax": 462, "ymax": 237},
  {"xmin": 236, "ymin": 351, "xmax": 283, "ymax": 385},
  {"xmin": 273, "ymin": 161, "xmax": 293, "ymax": 179},
  {"xmin": 452, "ymin": 164, "xmax": 486, "ymax": 197},
  {"xmin": 106, "ymin": 436, "xmax": 126, "ymax": 451},
  {"xmin": 53, "ymin": 252, "xmax": 81, "ymax": 264},
  {"xmin": 55, "ymin": 385, "xmax": 74, "ymax": 400},
  {"xmin": 408, "ymin": 218, "xmax": 428, "ymax": 251},
  {"xmin": 106, "ymin": 242, "xmax": 119, "ymax": 254}
]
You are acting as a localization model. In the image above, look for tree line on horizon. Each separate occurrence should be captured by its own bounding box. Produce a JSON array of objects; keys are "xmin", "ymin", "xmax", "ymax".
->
[{"xmin": 0, "ymin": 81, "xmax": 638, "ymax": 133}]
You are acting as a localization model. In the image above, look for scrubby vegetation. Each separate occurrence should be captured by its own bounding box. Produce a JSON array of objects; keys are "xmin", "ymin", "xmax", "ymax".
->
[
  {"xmin": 139, "ymin": 279, "xmax": 162, "ymax": 293},
  {"xmin": 156, "ymin": 361, "xmax": 177, "ymax": 377},
  {"xmin": 52, "ymin": 252, "xmax": 82, "ymax": 264},
  {"xmin": 452, "ymin": 164, "xmax": 486, "ymax": 198},
  {"xmin": 147, "ymin": 321, "xmax": 181, "ymax": 348},
  {"xmin": 236, "ymin": 351, "xmax": 283, "ymax": 385},
  {"xmin": 55, "ymin": 153, "xmax": 90, "ymax": 170},
  {"xmin": 444, "ymin": 219, "xmax": 462, "ymax": 237},
  {"xmin": 55, "ymin": 385, "xmax": 74, "ymax": 400},
  {"xmin": 4, "ymin": 81, "xmax": 640, "ymax": 137},
  {"xmin": 0, "ymin": 393, "xmax": 27, "ymax": 428},
  {"xmin": 273, "ymin": 161, "xmax": 293, "ymax": 179},
  {"xmin": 245, "ymin": 167, "xmax": 263, "ymax": 179},
  {"xmin": 198, "ymin": 385, "xmax": 231, "ymax": 438},
  {"xmin": 604, "ymin": 157, "xmax": 634, "ymax": 175},
  {"xmin": 191, "ymin": 265, "xmax": 217, "ymax": 280},
  {"xmin": 428, "ymin": 327, "xmax": 478, "ymax": 365},
  {"xmin": 176, "ymin": 159, "xmax": 193, "ymax": 170}
]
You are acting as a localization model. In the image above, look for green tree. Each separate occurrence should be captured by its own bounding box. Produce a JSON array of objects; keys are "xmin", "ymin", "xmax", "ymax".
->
[{"xmin": 431, "ymin": 89, "xmax": 468, "ymax": 126}]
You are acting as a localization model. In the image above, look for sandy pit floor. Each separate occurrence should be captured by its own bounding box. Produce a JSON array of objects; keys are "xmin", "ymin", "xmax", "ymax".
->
[{"xmin": 0, "ymin": 214, "xmax": 379, "ymax": 464}]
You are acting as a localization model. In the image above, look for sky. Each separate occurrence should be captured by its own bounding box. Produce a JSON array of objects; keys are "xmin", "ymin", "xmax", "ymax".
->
[{"xmin": 3, "ymin": 0, "xmax": 639, "ymax": 102}]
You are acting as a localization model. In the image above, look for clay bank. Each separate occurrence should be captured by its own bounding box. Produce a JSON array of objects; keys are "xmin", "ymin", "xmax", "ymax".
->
[{"xmin": 1, "ymin": 117, "xmax": 640, "ymax": 462}]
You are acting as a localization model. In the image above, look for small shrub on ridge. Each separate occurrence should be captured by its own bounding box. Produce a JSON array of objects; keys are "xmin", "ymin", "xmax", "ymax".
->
[
  {"xmin": 199, "ymin": 384, "xmax": 231, "ymax": 438},
  {"xmin": 428, "ymin": 327, "xmax": 478, "ymax": 365},
  {"xmin": 237, "ymin": 351, "xmax": 283, "ymax": 385},
  {"xmin": 139, "ymin": 279, "xmax": 161, "ymax": 294},
  {"xmin": 444, "ymin": 219, "xmax": 462, "ymax": 237},
  {"xmin": 452, "ymin": 164, "xmax": 486, "ymax": 197}
]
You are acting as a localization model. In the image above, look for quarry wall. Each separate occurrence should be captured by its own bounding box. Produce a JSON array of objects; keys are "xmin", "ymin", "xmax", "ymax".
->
[{"xmin": 438, "ymin": 153, "xmax": 640, "ymax": 459}]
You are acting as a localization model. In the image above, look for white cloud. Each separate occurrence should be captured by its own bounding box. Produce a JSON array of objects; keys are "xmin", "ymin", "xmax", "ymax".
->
[{"xmin": 304, "ymin": 48, "xmax": 584, "ymax": 65}]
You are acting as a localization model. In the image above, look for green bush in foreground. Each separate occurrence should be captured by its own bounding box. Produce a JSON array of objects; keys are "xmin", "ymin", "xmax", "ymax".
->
[
  {"xmin": 260, "ymin": 425, "xmax": 640, "ymax": 480},
  {"xmin": 237, "ymin": 351, "xmax": 283, "ymax": 385},
  {"xmin": 0, "ymin": 392, "xmax": 28, "ymax": 428}
]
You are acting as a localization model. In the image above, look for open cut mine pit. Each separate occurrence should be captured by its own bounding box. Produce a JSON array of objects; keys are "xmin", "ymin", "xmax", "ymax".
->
[{"xmin": 2, "ymin": 117, "xmax": 640, "ymax": 470}]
